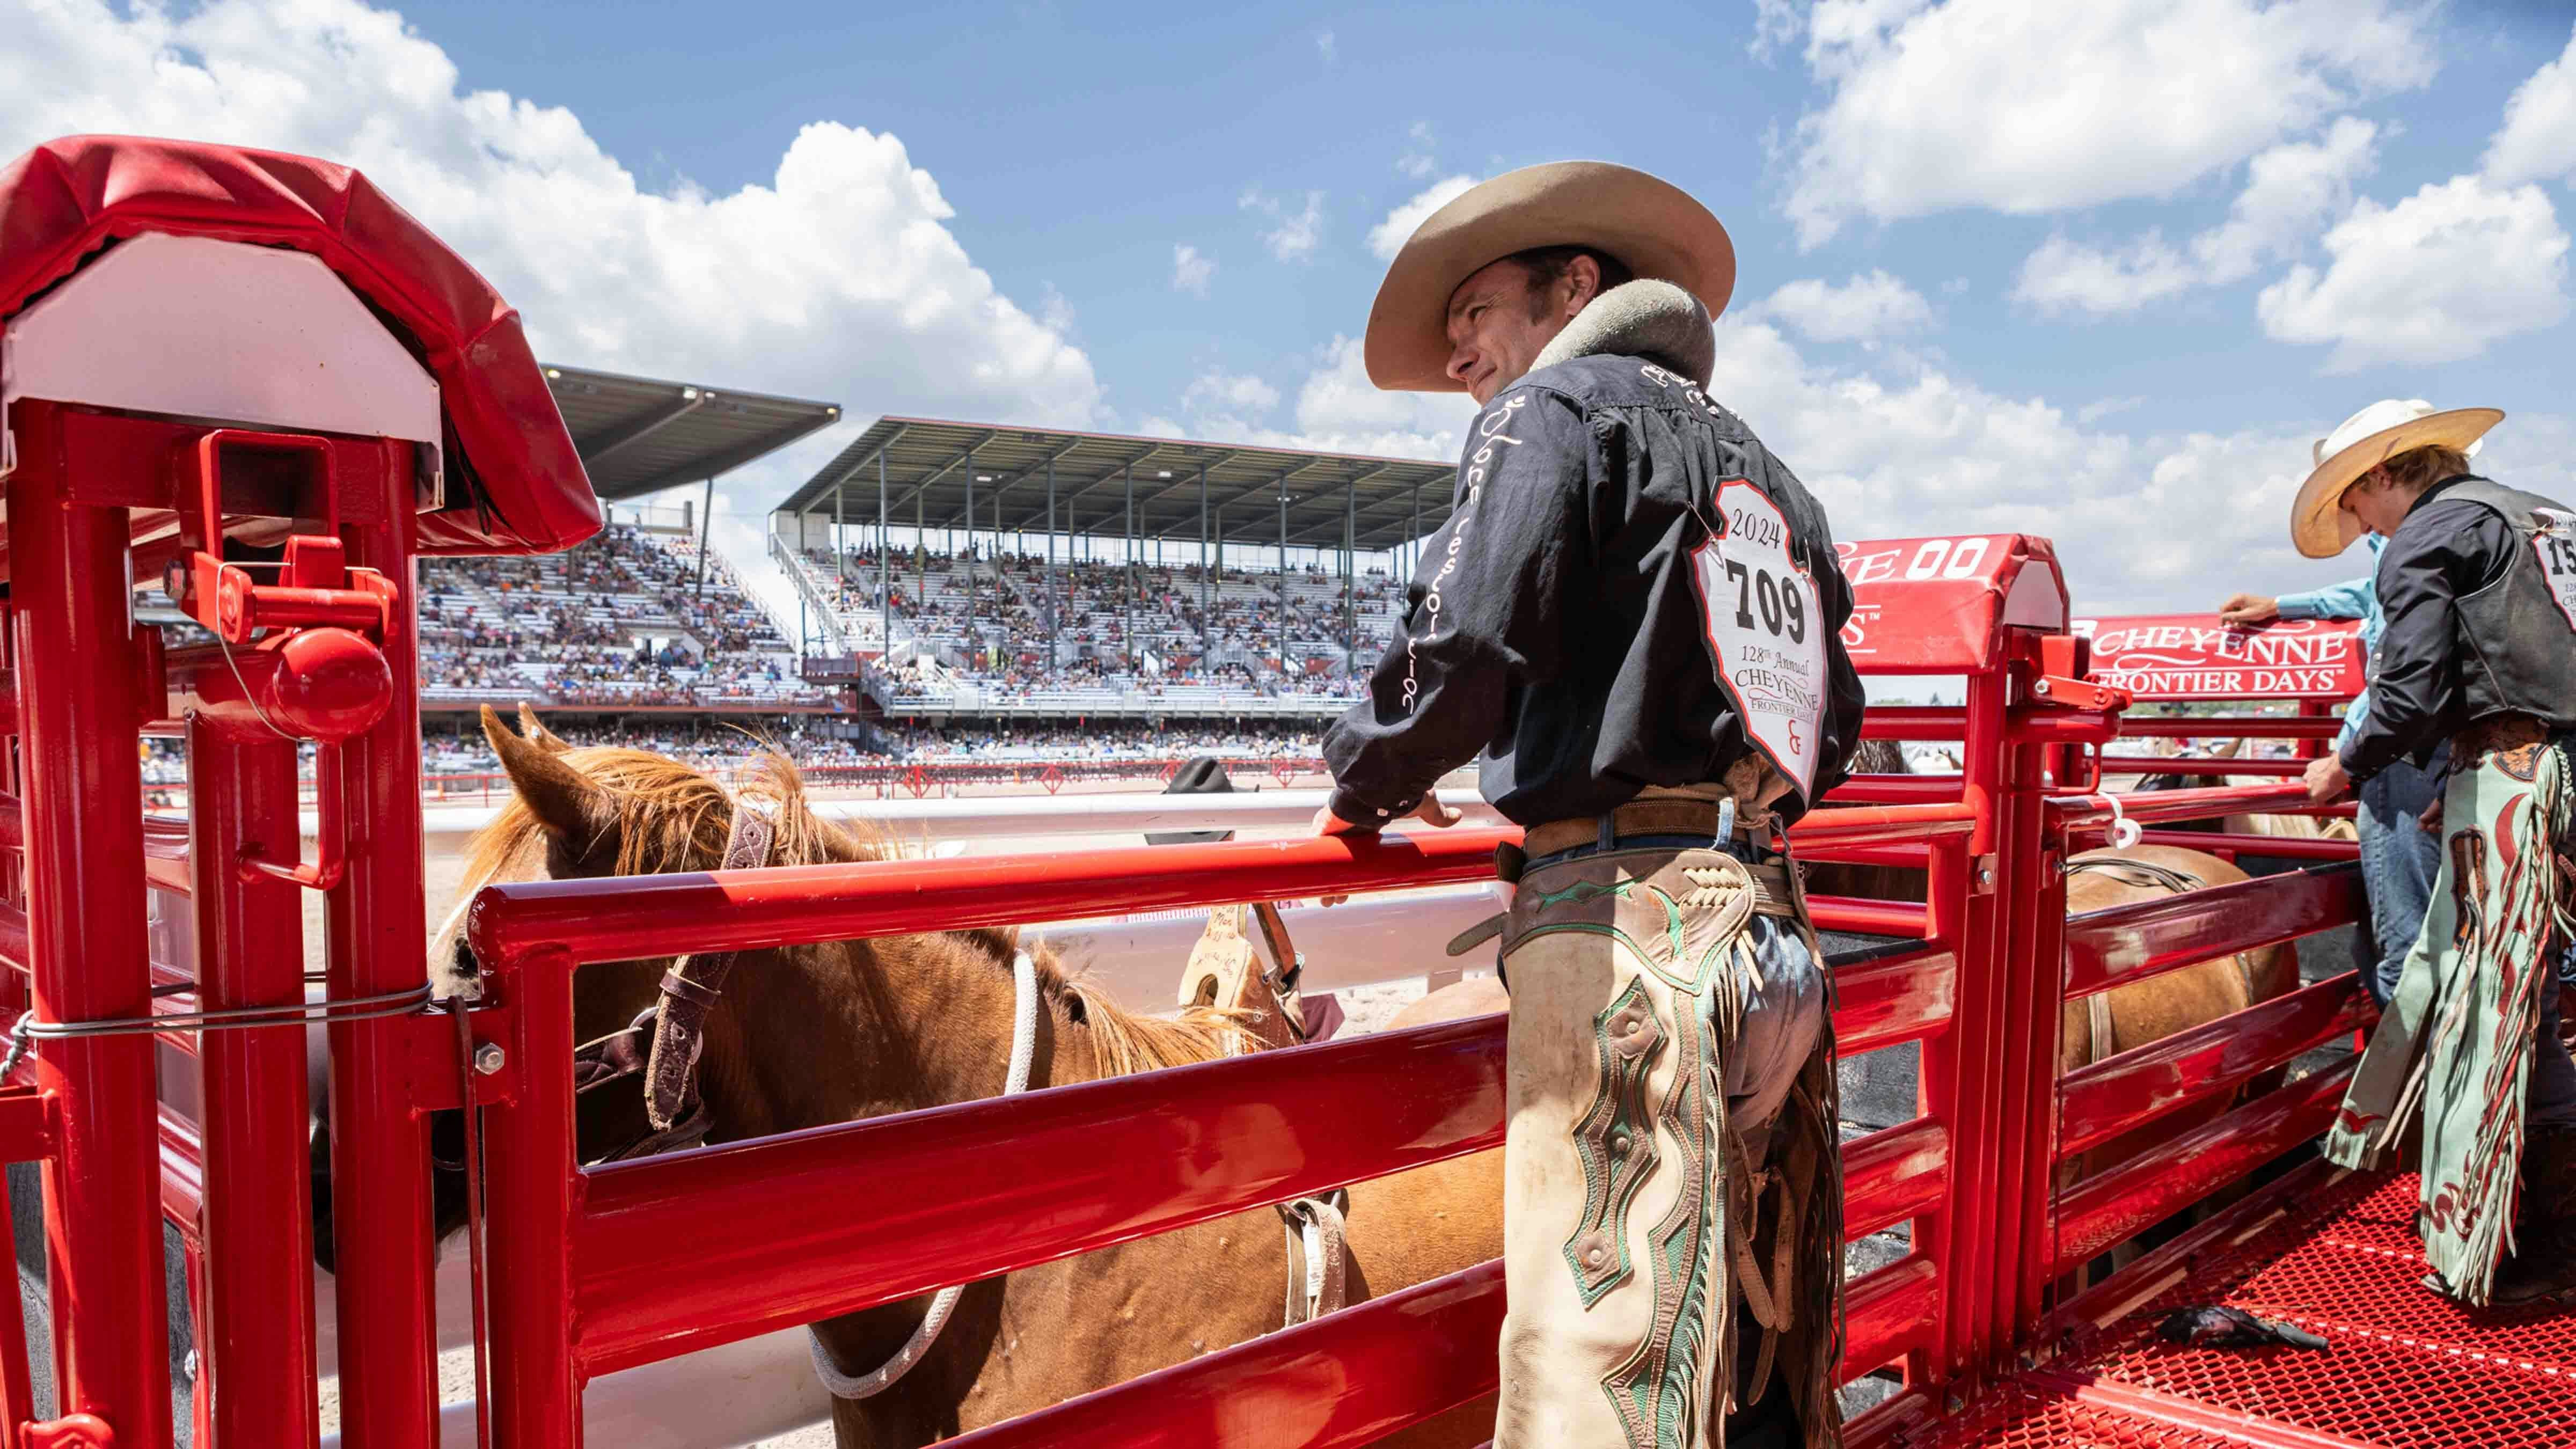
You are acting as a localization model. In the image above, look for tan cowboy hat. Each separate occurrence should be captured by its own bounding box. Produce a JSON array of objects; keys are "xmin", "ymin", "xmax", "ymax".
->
[
  {"xmin": 1364, "ymin": 161, "xmax": 1735, "ymax": 393},
  {"xmin": 2290, "ymin": 399, "xmax": 2504, "ymax": 557}
]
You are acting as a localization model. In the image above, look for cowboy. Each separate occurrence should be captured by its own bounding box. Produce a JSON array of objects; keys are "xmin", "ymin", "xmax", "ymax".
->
[
  {"xmin": 2216, "ymin": 539, "xmax": 2449, "ymax": 1010},
  {"xmin": 2299, "ymin": 400, "xmax": 2576, "ymax": 1306},
  {"xmin": 1313, "ymin": 162, "xmax": 1863, "ymax": 1448}
]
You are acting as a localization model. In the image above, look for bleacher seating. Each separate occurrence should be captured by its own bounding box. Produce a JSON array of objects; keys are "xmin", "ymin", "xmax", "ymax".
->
[
  {"xmin": 418, "ymin": 524, "xmax": 825, "ymax": 708},
  {"xmin": 777, "ymin": 543, "xmax": 1403, "ymax": 709}
]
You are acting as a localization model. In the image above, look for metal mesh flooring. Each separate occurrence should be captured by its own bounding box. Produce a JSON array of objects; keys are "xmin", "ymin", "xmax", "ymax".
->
[{"xmin": 1937, "ymin": 1172, "xmax": 2576, "ymax": 1447}]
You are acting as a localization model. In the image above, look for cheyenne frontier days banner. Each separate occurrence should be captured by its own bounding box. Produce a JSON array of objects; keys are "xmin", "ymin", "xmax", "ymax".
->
[{"xmin": 2075, "ymin": 614, "xmax": 2365, "ymax": 701}]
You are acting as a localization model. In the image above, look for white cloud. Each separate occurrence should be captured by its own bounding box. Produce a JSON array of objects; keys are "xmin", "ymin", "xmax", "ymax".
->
[
  {"xmin": 1181, "ymin": 369, "xmax": 1280, "ymax": 419},
  {"xmin": 0, "ymin": 0, "xmax": 1101, "ymax": 432},
  {"xmin": 1750, "ymin": 0, "xmax": 1804, "ymax": 62},
  {"xmin": 1760, "ymin": 269, "xmax": 1935, "ymax": 342},
  {"xmin": 1145, "ymin": 339, "xmax": 1475, "ymax": 466},
  {"xmin": 1397, "ymin": 121, "xmax": 1438, "ymax": 180},
  {"xmin": 2013, "ymin": 118, "xmax": 2381, "ymax": 316},
  {"xmin": 1368, "ymin": 174, "xmax": 1477, "ymax": 260},
  {"xmin": 1315, "ymin": 28, "xmax": 1336, "ymax": 62},
  {"xmin": 1779, "ymin": 0, "xmax": 2436, "ymax": 246},
  {"xmin": 2482, "ymin": 21, "xmax": 2576, "ymax": 187},
  {"xmin": 0, "ymin": 0, "xmax": 1107, "ymax": 631},
  {"xmin": 1700, "ymin": 314, "xmax": 2364, "ymax": 610},
  {"xmin": 1242, "ymin": 188, "xmax": 1326, "ymax": 263},
  {"xmin": 1172, "ymin": 244, "xmax": 1216, "ymax": 297},
  {"xmin": 2014, "ymin": 233, "xmax": 2201, "ymax": 314},
  {"xmin": 2257, "ymin": 174, "xmax": 2571, "ymax": 370}
]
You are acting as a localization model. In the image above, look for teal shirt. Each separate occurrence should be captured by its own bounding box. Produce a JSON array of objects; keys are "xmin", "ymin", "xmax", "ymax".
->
[{"xmin": 2273, "ymin": 533, "xmax": 2384, "ymax": 755}]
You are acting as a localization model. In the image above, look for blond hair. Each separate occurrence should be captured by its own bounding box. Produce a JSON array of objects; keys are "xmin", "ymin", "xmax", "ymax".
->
[{"xmin": 2362, "ymin": 444, "xmax": 2473, "ymax": 498}]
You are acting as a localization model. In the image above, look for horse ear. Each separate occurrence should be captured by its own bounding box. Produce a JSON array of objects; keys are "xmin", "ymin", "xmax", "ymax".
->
[
  {"xmin": 482, "ymin": 706, "xmax": 615, "ymax": 845},
  {"xmin": 517, "ymin": 702, "xmax": 572, "ymax": 755}
]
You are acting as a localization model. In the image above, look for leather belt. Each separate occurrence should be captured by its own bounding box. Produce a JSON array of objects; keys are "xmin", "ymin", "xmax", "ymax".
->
[{"xmin": 1524, "ymin": 799, "xmax": 1759, "ymax": 861}]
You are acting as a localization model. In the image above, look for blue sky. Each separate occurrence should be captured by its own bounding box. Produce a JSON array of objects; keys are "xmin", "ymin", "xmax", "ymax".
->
[{"xmin": 9, "ymin": 0, "xmax": 2576, "ymax": 617}]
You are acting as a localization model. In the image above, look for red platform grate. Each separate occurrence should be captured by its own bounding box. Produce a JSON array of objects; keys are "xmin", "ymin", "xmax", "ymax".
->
[
  {"xmin": 1931, "ymin": 1170, "xmax": 2576, "ymax": 1447},
  {"xmin": 1910, "ymin": 1383, "xmax": 2248, "ymax": 1447}
]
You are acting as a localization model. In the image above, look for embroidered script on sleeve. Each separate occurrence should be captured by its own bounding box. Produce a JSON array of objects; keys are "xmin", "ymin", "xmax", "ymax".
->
[{"xmin": 1401, "ymin": 393, "xmax": 1527, "ymax": 713}]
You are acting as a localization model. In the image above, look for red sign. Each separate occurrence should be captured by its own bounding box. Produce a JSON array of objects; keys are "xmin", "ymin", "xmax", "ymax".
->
[
  {"xmin": 1834, "ymin": 534, "xmax": 2070, "ymax": 674},
  {"xmin": 2075, "ymin": 614, "xmax": 2363, "ymax": 701}
]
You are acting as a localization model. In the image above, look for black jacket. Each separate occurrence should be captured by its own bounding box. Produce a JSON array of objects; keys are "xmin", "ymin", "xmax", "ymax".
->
[
  {"xmin": 1321, "ymin": 353, "xmax": 1865, "ymax": 829},
  {"xmin": 2344, "ymin": 474, "xmax": 2576, "ymax": 781}
]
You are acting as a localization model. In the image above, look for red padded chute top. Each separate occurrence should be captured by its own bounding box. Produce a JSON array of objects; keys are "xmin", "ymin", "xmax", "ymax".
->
[{"xmin": 0, "ymin": 134, "xmax": 601, "ymax": 556}]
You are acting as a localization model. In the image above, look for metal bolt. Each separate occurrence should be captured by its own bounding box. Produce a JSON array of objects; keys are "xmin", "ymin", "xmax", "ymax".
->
[
  {"xmin": 2034, "ymin": 678, "xmax": 2052, "ymax": 697},
  {"xmin": 472, "ymin": 1042, "xmax": 507, "ymax": 1075},
  {"xmin": 1977, "ymin": 866, "xmax": 1995, "ymax": 886}
]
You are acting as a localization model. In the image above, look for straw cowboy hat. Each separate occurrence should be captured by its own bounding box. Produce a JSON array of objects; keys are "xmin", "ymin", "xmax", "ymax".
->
[
  {"xmin": 1363, "ymin": 161, "xmax": 1735, "ymax": 393},
  {"xmin": 2290, "ymin": 399, "xmax": 2505, "ymax": 558}
]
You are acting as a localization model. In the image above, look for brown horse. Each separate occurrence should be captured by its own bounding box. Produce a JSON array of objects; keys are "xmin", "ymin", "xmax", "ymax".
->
[
  {"xmin": 321, "ymin": 707, "xmax": 1496, "ymax": 1448},
  {"xmin": 1808, "ymin": 744, "xmax": 2300, "ymax": 1191}
]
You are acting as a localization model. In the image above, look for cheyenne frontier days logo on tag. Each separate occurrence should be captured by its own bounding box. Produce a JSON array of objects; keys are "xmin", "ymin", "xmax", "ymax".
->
[
  {"xmin": 1689, "ymin": 479, "xmax": 1827, "ymax": 794},
  {"xmin": 2076, "ymin": 615, "xmax": 2364, "ymax": 701}
]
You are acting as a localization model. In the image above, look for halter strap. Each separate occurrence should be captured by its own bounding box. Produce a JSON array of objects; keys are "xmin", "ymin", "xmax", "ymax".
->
[{"xmin": 642, "ymin": 804, "xmax": 777, "ymax": 1131}]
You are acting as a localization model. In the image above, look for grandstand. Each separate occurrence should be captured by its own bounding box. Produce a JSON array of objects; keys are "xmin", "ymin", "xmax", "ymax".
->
[
  {"xmin": 771, "ymin": 419, "xmax": 1451, "ymax": 721},
  {"xmin": 416, "ymin": 364, "xmax": 841, "ymax": 718}
]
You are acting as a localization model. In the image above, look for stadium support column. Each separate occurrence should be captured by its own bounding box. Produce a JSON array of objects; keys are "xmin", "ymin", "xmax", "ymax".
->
[
  {"xmin": 1408, "ymin": 480, "xmax": 1421, "ymax": 581},
  {"xmin": 1278, "ymin": 481, "xmax": 1290, "ymax": 680},
  {"xmin": 964, "ymin": 450, "xmax": 975, "ymax": 645},
  {"xmin": 835, "ymin": 481, "xmax": 845, "ymax": 586},
  {"xmin": 877, "ymin": 452, "xmax": 890, "ymax": 660},
  {"xmin": 1046, "ymin": 458, "xmax": 1059, "ymax": 665},
  {"xmin": 1344, "ymin": 475, "xmax": 1357, "ymax": 674},
  {"xmin": 1199, "ymin": 464, "xmax": 1210, "ymax": 650},
  {"xmin": 916, "ymin": 489, "xmax": 926, "ymax": 634},
  {"xmin": 1124, "ymin": 463, "xmax": 1136, "ymax": 676},
  {"xmin": 696, "ymin": 475, "xmax": 715, "ymax": 598}
]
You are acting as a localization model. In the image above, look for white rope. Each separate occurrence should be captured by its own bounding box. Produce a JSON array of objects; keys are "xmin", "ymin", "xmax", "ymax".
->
[{"xmin": 809, "ymin": 948, "xmax": 1041, "ymax": 1400}]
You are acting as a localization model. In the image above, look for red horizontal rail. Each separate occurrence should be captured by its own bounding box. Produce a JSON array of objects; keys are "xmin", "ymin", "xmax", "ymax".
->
[
  {"xmin": 2064, "ymin": 865, "xmax": 2361, "ymax": 999},
  {"xmin": 0, "ymin": 1086, "xmax": 54, "ymax": 1165},
  {"xmin": 473, "ymin": 828, "xmax": 1517, "ymax": 963},
  {"xmin": 1843, "ymin": 1117, "xmax": 1948, "ymax": 1240},
  {"xmin": 0, "ymin": 903, "xmax": 23, "ymax": 971},
  {"xmin": 1808, "ymin": 896, "xmax": 1929, "ymax": 938},
  {"xmin": 1833, "ymin": 946, "xmax": 1956, "ymax": 1055},
  {"xmin": 2057, "ymin": 974, "xmax": 2374, "ymax": 1159},
  {"xmin": 2099, "ymin": 757, "xmax": 2309, "ymax": 777},
  {"xmin": 937, "ymin": 1261, "xmax": 1505, "ymax": 1449},
  {"xmin": 2127, "ymin": 829, "xmax": 2357, "ymax": 861},
  {"xmin": 1789, "ymin": 803, "xmax": 1978, "ymax": 851},
  {"xmin": 1843, "ymin": 1254, "xmax": 1941, "ymax": 1377},
  {"xmin": 569, "ymin": 1014, "xmax": 1509, "ymax": 1373},
  {"xmin": 1797, "ymin": 842, "xmax": 1931, "ymax": 869},
  {"xmin": 2051, "ymin": 1057, "xmax": 2355, "ymax": 1275},
  {"xmin": 1823, "ymin": 775, "xmax": 1965, "ymax": 805},
  {"xmin": 2118, "ymin": 715, "xmax": 2346, "ymax": 740},
  {"xmin": 2059, "ymin": 781, "xmax": 2318, "ymax": 828},
  {"xmin": 1859, "ymin": 707, "xmax": 1966, "ymax": 742}
]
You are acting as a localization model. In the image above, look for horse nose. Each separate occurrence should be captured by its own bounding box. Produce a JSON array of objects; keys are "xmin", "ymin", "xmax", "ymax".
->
[{"xmin": 452, "ymin": 934, "xmax": 480, "ymax": 983}]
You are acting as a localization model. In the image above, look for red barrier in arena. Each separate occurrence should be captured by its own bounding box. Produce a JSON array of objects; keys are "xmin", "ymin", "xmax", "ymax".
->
[{"xmin": 0, "ymin": 133, "xmax": 2493, "ymax": 1449}]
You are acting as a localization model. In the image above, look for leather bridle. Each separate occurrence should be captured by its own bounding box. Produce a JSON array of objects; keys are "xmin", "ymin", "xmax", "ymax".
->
[{"xmin": 562, "ymin": 802, "xmax": 775, "ymax": 1162}]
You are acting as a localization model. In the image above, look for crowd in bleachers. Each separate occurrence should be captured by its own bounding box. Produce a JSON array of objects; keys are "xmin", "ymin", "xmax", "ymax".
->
[
  {"xmin": 417, "ymin": 525, "xmax": 824, "ymax": 707},
  {"xmin": 793, "ymin": 544, "xmax": 1403, "ymax": 700}
]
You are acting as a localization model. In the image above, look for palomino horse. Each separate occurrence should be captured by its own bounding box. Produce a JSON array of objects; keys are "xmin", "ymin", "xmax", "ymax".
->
[{"xmin": 315, "ymin": 707, "xmax": 1495, "ymax": 1448}]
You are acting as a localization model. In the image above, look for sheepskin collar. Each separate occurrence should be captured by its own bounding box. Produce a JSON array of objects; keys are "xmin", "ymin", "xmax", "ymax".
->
[{"xmin": 1529, "ymin": 279, "xmax": 1715, "ymax": 389}]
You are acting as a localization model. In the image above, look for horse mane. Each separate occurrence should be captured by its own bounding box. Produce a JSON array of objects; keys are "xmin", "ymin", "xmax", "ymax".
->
[{"xmin": 468, "ymin": 745, "xmax": 1242, "ymax": 1079}]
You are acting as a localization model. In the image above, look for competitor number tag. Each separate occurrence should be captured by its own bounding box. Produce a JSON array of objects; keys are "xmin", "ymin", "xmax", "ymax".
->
[
  {"xmin": 1689, "ymin": 479, "xmax": 1829, "ymax": 794},
  {"xmin": 2534, "ymin": 509, "xmax": 2576, "ymax": 632}
]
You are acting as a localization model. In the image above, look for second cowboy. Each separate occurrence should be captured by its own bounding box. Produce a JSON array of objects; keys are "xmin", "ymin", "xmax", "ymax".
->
[
  {"xmin": 2302, "ymin": 399, "xmax": 2576, "ymax": 1307},
  {"xmin": 1312, "ymin": 162, "xmax": 1866, "ymax": 1448}
]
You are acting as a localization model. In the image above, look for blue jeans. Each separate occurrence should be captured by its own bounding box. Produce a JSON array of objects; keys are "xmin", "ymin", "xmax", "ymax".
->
[{"xmin": 2357, "ymin": 748, "xmax": 2446, "ymax": 1008}]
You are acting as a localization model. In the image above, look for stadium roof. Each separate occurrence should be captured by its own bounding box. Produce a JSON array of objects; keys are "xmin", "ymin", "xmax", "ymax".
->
[
  {"xmin": 773, "ymin": 418, "xmax": 1455, "ymax": 551},
  {"xmin": 543, "ymin": 364, "xmax": 842, "ymax": 501}
]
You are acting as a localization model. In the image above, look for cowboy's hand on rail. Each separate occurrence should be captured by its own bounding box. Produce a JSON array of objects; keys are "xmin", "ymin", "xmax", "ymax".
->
[
  {"xmin": 2219, "ymin": 592, "xmax": 2280, "ymax": 628},
  {"xmin": 2303, "ymin": 753, "xmax": 2351, "ymax": 804},
  {"xmin": 2419, "ymin": 794, "xmax": 2445, "ymax": 835}
]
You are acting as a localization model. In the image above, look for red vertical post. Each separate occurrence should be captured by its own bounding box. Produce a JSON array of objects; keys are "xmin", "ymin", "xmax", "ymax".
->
[
  {"xmin": 187, "ymin": 722, "xmax": 320, "ymax": 1447},
  {"xmin": 480, "ymin": 949, "xmax": 583, "ymax": 1445},
  {"xmin": 1981, "ymin": 645, "xmax": 2059, "ymax": 1363},
  {"xmin": 317, "ymin": 437, "xmax": 440, "ymax": 1449},
  {"xmin": 7, "ymin": 405, "xmax": 174, "ymax": 1447},
  {"xmin": 1917, "ymin": 665, "xmax": 2010, "ymax": 1404}
]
